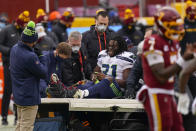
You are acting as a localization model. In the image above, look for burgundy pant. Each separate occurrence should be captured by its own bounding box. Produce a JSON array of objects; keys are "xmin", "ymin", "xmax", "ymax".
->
[{"xmin": 144, "ymin": 93, "xmax": 184, "ymax": 131}]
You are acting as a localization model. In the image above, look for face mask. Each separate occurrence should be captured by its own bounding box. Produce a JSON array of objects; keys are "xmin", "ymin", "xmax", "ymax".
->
[
  {"xmin": 171, "ymin": 34, "xmax": 180, "ymax": 41},
  {"xmin": 72, "ymin": 46, "xmax": 80, "ymax": 53},
  {"xmin": 96, "ymin": 24, "xmax": 107, "ymax": 32},
  {"xmin": 0, "ymin": 22, "xmax": 6, "ymax": 29}
]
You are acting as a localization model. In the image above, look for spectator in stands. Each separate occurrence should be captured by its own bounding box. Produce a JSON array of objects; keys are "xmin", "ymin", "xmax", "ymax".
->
[
  {"xmin": 62, "ymin": 31, "xmax": 91, "ymax": 86},
  {"xmin": 40, "ymin": 42, "xmax": 72, "ymax": 98},
  {"xmin": 35, "ymin": 24, "xmax": 56, "ymax": 51},
  {"xmin": 82, "ymin": 10, "xmax": 116, "ymax": 72},
  {"xmin": 0, "ymin": 10, "xmax": 30, "ymax": 125},
  {"xmin": 117, "ymin": 9, "xmax": 143, "ymax": 46},
  {"xmin": 180, "ymin": 1, "xmax": 196, "ymax": 55},
  {"xmin": 49, "ymin": 11, "xmax": 61, "ymax": 26},
  {"xmin": 52, "ymin": 10, "xmax": 74, "ymax": 43},
  {"xmin": 108, "ymin": 10, "xmax": 121, "ymax": 25},
  {"xmin": 0, "ymin": 12, "xmax": 9, "ymax": 31},
  {"xmin": 10, "ymin": 21, "xmax": 47, "ymax": 131},
  {"xmin": 36, "ymin": 8, "xmax": 58, "ymax": 44}
]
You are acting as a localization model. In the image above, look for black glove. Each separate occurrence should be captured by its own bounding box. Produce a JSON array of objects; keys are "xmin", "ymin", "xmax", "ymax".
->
[
  {"xmin": 124, "ymin": 88, "xmax": 136, "ymax": 99},
  {"xmin": 34, "ymin": 47, "xmax": 42, "ymax": 57},
  {"xmin": 46, "ymin": 73, "xmax": 78, "ymax": 98},
  {"xmin": 46, "ymin": 85, "xmax": 66, "ymax": 98}
]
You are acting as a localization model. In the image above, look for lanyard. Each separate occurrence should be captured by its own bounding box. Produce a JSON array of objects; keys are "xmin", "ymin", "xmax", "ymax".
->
[
  {"xmin": 78, "ymin": 50, "xmax": 83, "ymax": 72},
  {"xmin": 97, "ymin": 31, "xmax": 107, "ymax": 51}
]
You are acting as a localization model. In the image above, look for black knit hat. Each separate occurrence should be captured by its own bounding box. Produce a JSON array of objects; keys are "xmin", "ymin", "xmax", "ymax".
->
[{"xmin": 21, "ymin": 21, "xmax": 38, "ymax": 43}]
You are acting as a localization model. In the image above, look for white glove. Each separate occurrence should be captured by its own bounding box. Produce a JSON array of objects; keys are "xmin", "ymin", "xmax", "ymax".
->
[{"xmin": 176, "ymin": 92, "xmax": 190, "ymax": 115}]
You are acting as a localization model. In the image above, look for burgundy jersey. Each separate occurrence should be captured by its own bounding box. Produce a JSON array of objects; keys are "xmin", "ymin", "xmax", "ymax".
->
[{"xmin": 142, "ymin": 34, "xmax": 179, "ymax": 89}]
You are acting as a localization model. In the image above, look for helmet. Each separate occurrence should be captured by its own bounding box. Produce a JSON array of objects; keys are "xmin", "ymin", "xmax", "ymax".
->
[
  {"xmin": 154, "ymin": 6, "xmax": 184, "ymax": 41},
  {"xmin": 186, "ymin": 4, "xmax": 196, "ymax": 21}
]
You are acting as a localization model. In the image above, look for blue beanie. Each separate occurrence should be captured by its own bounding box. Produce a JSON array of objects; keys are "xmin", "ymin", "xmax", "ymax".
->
[{"xmin": 21, "ymin": 21, "xmax": 38, "ymax": 43}]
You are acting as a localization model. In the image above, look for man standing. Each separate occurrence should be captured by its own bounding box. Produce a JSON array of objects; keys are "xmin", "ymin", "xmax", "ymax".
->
[
  {"xmin": 117, "ymin": 9, "xmax": 143, "ymax": 46},
  {"xmin": 0, "ymin": 10, "xmax": 30, "ymax": 125},
  {"xmin": 10, "ymin": 21, "xmax": 47, "ymax": 131},
  {"xmin": 52, "ymin": 10, "xmax": 74, "ymax": 43},
  {"xmin": 177, "ymin": 2, "xmax": 196, "ymax": 130},
  {"xmin": 137, "ymin": 7, "xmax": 186, "ymax": 131},
  {"xmin": 36, "ymin": 8, "xmax": 58, "ymax": 44},
  {"xmin": 82, "ymin": 10, "xmax": 116, "ymax": 72},
  {"xmin": 62, "ymin": 31, "xmax": 91, "ymax": 86}
]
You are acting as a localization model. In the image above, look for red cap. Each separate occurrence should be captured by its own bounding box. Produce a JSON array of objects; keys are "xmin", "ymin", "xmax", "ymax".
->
[{"xmin": 61, "ymin": 11, "xmax": 74, "ymax": 22}]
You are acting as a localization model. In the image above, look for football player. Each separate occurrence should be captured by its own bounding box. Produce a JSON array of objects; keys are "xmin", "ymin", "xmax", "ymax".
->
[
  {"xmin": 136, "ymin": 6, "xmax": 187, "ymax": 131},
  {"xmin": 47, "ymin": 36, "xmax": 135, "ymax": 99},
  {"xmin": 73, "ymin": 35, "xmax": 135, "ymax": 98}
]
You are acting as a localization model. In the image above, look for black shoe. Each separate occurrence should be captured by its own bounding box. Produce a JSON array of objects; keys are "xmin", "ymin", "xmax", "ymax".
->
[{"xmin": 2, "ymin": 119, "xmax": 8, "ymax": 126}]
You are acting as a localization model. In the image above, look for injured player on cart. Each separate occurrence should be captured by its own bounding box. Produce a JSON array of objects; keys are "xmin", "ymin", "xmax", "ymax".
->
[{"xmin": 46, "ymin": 36, "xmax": 136, "ymax": 99}]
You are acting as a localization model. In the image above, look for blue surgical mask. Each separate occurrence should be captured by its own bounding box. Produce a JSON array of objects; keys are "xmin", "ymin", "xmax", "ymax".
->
[{"xmin": 0, "ymin": 22, "xmax": 6, "ymax": 29}]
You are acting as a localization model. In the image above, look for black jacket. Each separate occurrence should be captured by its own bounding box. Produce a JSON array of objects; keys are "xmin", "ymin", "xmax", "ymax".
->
[
  {"xmin": 62, "ymin": 50, "xmax": 91, "ymax": 86},
  {"xmin": 82, "ymin": 25, "xmax": 116, "ymax": 71},
  {"xmin": 46, "ymin": 30, "xmax": 59, "ymax": 45},
  {"xmin": 180, "ymin": 18, "xmax": 196, "ymax": 54},
  {"xmin": 126, "ymin": 56, "xmax": 143, "ymax": 91},
  {"xmin": 117, "ymin": 25, "xmax": 143, "ymax": 46},
  {"xmin": 52, "ymin": 22, "xmax": 68, "ymax": 43},
  {"xmin": 0, "ymin": 24, "xmax": 22, "ymax": 63},
  {"xmin": 35, "ymin": 36, "xmax": 56, "ymax": 51}
]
